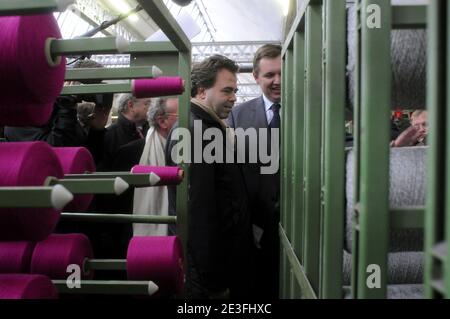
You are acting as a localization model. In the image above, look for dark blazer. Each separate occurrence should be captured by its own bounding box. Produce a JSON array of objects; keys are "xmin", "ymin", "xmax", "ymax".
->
[
  {"xmin": 98, "ymin": 114, "xmax": 148, "ymax": 171},
  {"xmin": 227, "ymin": 96, "xmax": 280, "ymax": 298},
  {"xmin": 166, "ymin": 102, "xmax": 254, "ymax": 297}
]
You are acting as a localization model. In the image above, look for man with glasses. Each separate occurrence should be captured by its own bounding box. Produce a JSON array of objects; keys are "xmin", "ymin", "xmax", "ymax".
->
[{"xmin": 115, "ymin": 97, "xmax": 179, "ymax": 237}]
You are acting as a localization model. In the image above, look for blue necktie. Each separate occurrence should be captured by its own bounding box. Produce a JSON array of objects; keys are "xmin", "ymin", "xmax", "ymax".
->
[{"xmin": 269, "ymin": 103, "xmax": 281, "ymax": 129}]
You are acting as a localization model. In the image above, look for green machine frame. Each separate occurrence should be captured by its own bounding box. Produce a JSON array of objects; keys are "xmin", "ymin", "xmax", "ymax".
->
[
  {"xmin": 280, "ymin": 0, "xmax": 430, "ymax": 299},
  {"xmin": 0, "ymin": 0, "xmax": 191, "ymax": 297}
]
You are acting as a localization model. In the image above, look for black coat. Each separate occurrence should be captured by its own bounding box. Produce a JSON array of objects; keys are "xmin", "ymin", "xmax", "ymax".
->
[
  {"xmin": 98, "ymin": 114, "xmax": 148, "ymax": 171},
  {"xmin": 166, "ymin": 102, "xmax": 254, "ymax": 296},
  {"xmin": 227, "ymin": 96, "xmax": 280, "ymax": 298}
]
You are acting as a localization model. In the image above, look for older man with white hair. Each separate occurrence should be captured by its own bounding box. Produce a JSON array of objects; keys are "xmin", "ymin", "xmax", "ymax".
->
[{"xmin": 111, "ymin": 97, "xmax": 179, "ymax": 236}]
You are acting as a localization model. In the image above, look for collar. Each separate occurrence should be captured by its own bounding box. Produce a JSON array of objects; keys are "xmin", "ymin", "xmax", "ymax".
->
[{"xmin": 262, "ymin": 94, "xmax": 280, "ymax": 112}]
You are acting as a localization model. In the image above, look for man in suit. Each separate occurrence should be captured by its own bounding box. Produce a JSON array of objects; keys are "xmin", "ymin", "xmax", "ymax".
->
[
  {"xmin": 166, "ymin": 55, "xmax": 254, "ymax": 299},
  {"xmin": 228, "ymin": 44, "xmax": 282, "ymax": 298}
]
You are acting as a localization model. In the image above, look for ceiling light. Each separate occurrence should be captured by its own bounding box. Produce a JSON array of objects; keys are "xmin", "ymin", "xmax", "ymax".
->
[{"xmin": 108, "ymin": 0, "xmax": 139, "ymax": 22}]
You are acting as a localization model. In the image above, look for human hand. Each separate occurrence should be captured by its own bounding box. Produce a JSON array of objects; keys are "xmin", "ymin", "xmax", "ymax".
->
[{"xmin": 391, "ymin": 126, "xmax": 424, "ymax": 147}]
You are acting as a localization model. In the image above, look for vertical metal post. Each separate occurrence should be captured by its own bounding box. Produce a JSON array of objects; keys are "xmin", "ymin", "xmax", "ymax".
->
[
  {"xmin": 352, "ymin": 0, "xmax": 363, "ymax": 299},
  {"xmin": 321, "ymin": 0, "xmax": 346, "ymax": 299},
  {"xmin": 176, "ymin": 51, "xmax": 191, "ymax": 273},
  {"xmin": 280, "ymin": 57, "xmax": 288, "ymax": 299},
  {"xmin": 284, "ymin": 48, "xmax": 294, "ymax": 296},
  {"xmin": 292, "ymin": 30, "xmax": 306, "ymax": 263},
  {"xmin": 357, "ymin": 0, "xmax": 391, "ymax": 299},
  {"xmin": 284, "ymin": 49, "xmax": 294, "ymax": 242},
  {"xmin": 304, "ymin": 3, "xmax": 323, "ymax": 294},
  {"xmin": 425, "ymin": 0, "xmax": 447, "ymax": 299}
]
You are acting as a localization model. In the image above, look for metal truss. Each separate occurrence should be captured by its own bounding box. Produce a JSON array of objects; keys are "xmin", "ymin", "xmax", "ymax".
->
[{"xmin": 70, "ymin": 0, "xmax": 139, "ymax": 41}]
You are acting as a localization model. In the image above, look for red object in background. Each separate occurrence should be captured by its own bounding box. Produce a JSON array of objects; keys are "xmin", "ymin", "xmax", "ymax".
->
[{"xmin": 393, "ymin": 110, "xmax": 403, "ymax": 119}]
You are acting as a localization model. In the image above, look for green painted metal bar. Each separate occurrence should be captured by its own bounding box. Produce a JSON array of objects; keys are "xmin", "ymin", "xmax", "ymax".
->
[
  {"xmin": 176, "ymin": 51, "xmax": 191, "ymax": 275},
  {"xmin": 86, "ymin": 259, "xmax": 127, "ymax": 271},
  {"xmin": 280, "ymin": 57, "xmax": 288, "ymax": 298},
  {"xmin": 136, "ymin": 0, "xmax": 190, "ymax": 53},
  {"xmin": 282, "ymin": 0, "xmax": 310, "ymax": 57},
  {"xmin": 351, "ymin": 1, "xmax": 363, "ymax": 299},
  {"xmin": 61, "ymin": 83, "xmax": 132, "ymax": 95},
  {"xmin": 424, "ymin": 0, "xmax": 447, "ymax": 299},
  {"xmin": 0, "ymin": 0, "xmax": 73, "ymax": 16},
  {"xmin": 53, "ymin": 280, "xmax": 156, "ymax": 295},
  {"xmin": 46, "ymin": 178, "xmax": 129, "ymax": 195},
  {"xmin": 445, "ymin": 0, "xmax": 450, "ymax": 299},
  {"xmin": 64, "ymin": 173, "xmax": 161, "ymax": 187},
  {"xmin": 51, "ymin": 37, "xmax": 129, "ymax": 56},
  {"xmin": 292, "ymin": 30, "xmax": 306, "ymax": 262},
  {"xmin": 357, "ymin": 0, "xmax": 392, "ymax": 299},
  {"xmin": 65, "ymin": 66, "xmax": 161, "ymax": 81},
  {"xmin": 61, "ymin": 213, "xmax": 176, "ymax": 224},
  {"xmin": 0, "ymin": 186, "xmax": 72, "ymax": 209},
  {"xmin": 284, "ymin": 49, "xmax": 294, "ymax": 241},
  {"xmin": 392, "ymin": 5, "xmax": 427, "ymax": 29},
  {"xmin": 321, "ymin": 0, "xmax": 346, "ymax": 299},
  {"xmin": 128, "ymin": 41, "xmax": 178, "ymax": 53},
  {"xmin": 279, "ymin": 225, "xmax": 317, "ymax": 299},
  {"xmin": 303, "ymin": 3, "xmax": 323, "ymax": 295},
  {"xmin": 390, "ymin": 208, "xmax": 424, "ymax": 229}
]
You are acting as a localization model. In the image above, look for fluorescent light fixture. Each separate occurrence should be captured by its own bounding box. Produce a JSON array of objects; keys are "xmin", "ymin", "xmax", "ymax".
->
[{"xmin": 108, "ymin": 0, "xmax": 139, "ymax": 22}]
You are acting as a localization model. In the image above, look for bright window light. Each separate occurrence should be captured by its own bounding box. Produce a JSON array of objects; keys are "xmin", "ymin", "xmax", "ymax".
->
[
  {"xmin": 281, "ymin": 0, "xmax": 289, "ymax": 16},
  {"xmin": 108, "ymin": 0, "xmax": 139, "ymax": 22}
]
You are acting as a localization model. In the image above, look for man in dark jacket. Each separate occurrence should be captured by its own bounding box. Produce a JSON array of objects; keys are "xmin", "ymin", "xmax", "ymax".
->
[
  {"xmin": 98, "ymin": 93, "xmax": 150, "ymax": 171},
  {"xmin": 227, "ymin": 44, "xmax": 282, "ymax": 298},
  {"xmin": 166, "ymin": 55, "xmax": 254, "ymax": 299}
]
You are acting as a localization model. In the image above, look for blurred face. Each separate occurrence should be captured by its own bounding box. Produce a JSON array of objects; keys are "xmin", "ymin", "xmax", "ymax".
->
[
  {"xmin": 254, "ymin": 56, "xmax": 282, "ymax": 103},
  {"xmin": 199, "ymin": 69, "xmax": 238, "ymax": 119},
  {"xmin": 411, "ymin": 111, "xmax": 428, "ymax": 141},
  {"xmin": 164, "ymin": 98, "xmax": 179, "ymax": 129},
  {"xmin": 130, "ymin": 98, "xmax": 151, "ymax": 123}
]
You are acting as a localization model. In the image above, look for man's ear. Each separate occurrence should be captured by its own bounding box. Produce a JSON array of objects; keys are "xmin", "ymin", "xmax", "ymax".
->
[
  {"xmin": 197, "ymin": 87, "xmax": 207, "ymax": 100},
  {"xmin": 253, "ymin": 70, "xmax": 259, "ymax": 82}
]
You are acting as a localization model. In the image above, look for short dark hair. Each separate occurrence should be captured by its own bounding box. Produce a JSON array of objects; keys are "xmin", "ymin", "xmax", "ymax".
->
[
  {"xmin": 190, "ymin": 55, "xmax": 239, "ymax": 97},
  {"xmin": 253, "ymin": 44, "xmax": 282, "ymax": 76}
]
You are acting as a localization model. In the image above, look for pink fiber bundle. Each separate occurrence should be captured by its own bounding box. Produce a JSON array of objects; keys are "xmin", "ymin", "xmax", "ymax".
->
[
  {"xmin": 131, "ymin": 165, "xmax": 183, "ymax": 185},
  {"xmin": 0, "ymin": 14, "xmax": 66, "ymax": 126},
  {"xmin": 31, "ymin": 233, "xmax": 94, "ymax": 280},
  {"xmin": 53, "ymin": 147, "xmax": 95, "ymax": 211},
  {"xmin": 127, "ymin": 236, "xmax": 184, "ymax": 296},
  {"xmin": 0, "ymin": 241, "xmax": 36, "ymax": 273},
  {"xmin": 132, "ymin": 77, "xmax": 184, "ymax": 98},
  {"xmin": 0, "ymin": 274, "xmax": 58, "ymax": 299},
  {"xmin": 0, "ymin": 142, "xmax": 63, "ymax": 241}
]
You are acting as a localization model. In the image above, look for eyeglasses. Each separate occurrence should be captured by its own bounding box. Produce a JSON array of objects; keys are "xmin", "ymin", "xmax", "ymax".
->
[{"xmin": 166, "ymin": 113, "xmax": 178, "ymax": 117}]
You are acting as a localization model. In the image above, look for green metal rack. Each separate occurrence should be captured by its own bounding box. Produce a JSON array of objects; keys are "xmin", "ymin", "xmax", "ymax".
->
[
  {"xmin": 0, "ymin": 0, "xmax": 191, "ymax": 298},
  {"xmin": 280, "ymin": 0, "xmax": 429, "ymax": 299}
]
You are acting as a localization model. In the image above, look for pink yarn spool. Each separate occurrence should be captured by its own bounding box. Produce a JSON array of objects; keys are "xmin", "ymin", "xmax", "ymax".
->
[
  {"xmin": 132, "ymin": 77, "xmax": 184, "ymax": 98},
  {"xmin": 0, "ymin": 142, "xmax": 63, "ymax": 241},
  {"xmin": 131, "ymin": 165, "xmax": 183, "ymax": 185},
  {"xmin": 0, "ymin": 242, "xmax": 36, "ymax": 273},
  {"xmin": 127, "ymin": 236, "xmax": 184, "ymax": 296},
  {"xmin": 53, "ymin": 147, "xmax": 95, "ymax": 211},
  {"xmin": 0, "ymin": 274, "xmax": 58, "ymax": 299},
  {"xmin": 0, "ymin": 14, "xmax": 66, "ymax": 126},
  {"xmin": 31, "ymin": 233, "xmax": 94, "ymax": 280}
]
